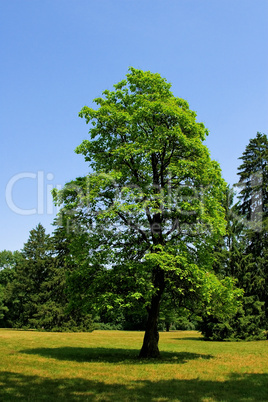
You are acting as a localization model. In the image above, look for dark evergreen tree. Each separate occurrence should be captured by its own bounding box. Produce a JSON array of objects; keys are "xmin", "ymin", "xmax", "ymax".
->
[
  {"xmin": 47, "ymin": 221, "xmax": 94, "ymax": 331},
  {"xmin": 0, "ymin": 283, "xmax": 8, "ymax": 324},
  {"xmin": 237, "ymin": 132, "xmax": 268, "ymax": 231},
  {"xmin": 200, "ymin": 134, "xmax": 268, "ymax": 340},
  {"xmin": 237, "ymin": 132, "xmax": 268, "ymax": 329},
  {"xmin": 3, "ymin": 223, "xmax": 94, "ymax": 331},
  {"xmin": 0, "ymin": 250, "xmax": 22, "ymax": 327},
  {"xmin": 4, "ymin": 224, "xmax": 53, "ymax": 328}
]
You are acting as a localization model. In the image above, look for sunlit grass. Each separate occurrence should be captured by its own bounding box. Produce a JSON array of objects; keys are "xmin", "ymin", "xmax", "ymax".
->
[{"xmin": 0, "ymin": 329, "xmax": 267, "ymax": 401}]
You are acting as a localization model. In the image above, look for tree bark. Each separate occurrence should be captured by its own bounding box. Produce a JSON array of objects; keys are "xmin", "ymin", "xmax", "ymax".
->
[
  {"xmin": 165, "ymin": 322, "xmax": 170, "ymax": 332},
  {"xmin": 139, "ymin": 269, "xmax": 164, "ymax": 358}
]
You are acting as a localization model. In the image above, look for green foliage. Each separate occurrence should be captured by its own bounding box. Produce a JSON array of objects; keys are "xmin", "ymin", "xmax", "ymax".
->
[
  {"xmin": 0, "ymin": 250, "xmax": 22, "ymax": 272},
  {"xmin": 236, "ymin": 133, "xmax": 268, "ymax": 319},
  {"xmin": 237, "ymin": 132, "xmax": 268, "ymax": 229},
  {"xmin": 2, "ymin": 224, "xmax": 94, "ymax": 332},
  {"xmin": 233, "ymin": 132, "xmax": 268, "ymax": 332},
  {"xmin": 0, "ymin": 250, "xmax": 23, "ymax": 327},
  {"xmin": 53, "ymin": 68, "xmax": 242, "ymax": 355},
  {"xmin": 0, "ymin": 284, "xmax": 8, "ymax": 322},
  {"xmin": 159, "ymin": 300, "xmax": 197, "ymax": 331},
  {"xmin": 201, "ymin": 133, "xmax": 268, "ymax": 341},
  {"xmin": 4, "ymin": 224, "xmax": 53, "ymax": 328},
  {"xmin": 200, "ymin": 296, "xmax": 266, "ymax": 341}
]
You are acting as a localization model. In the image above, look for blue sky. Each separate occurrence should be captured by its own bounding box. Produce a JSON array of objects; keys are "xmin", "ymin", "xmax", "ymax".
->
[{"xmin": 1, "ymin": 0, "xmax": 267, "ymax": 251}]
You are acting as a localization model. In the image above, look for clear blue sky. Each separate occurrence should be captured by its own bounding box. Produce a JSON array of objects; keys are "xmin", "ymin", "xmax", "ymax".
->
[{"xmin": 1, "ymin": 0, "xmax": 267, "ymax": 251}]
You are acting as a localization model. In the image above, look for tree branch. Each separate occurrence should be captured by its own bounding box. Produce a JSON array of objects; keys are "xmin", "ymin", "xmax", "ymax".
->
[{"xmin": 117, "ymin": 211, "xmax": 150, "ymax": 244}]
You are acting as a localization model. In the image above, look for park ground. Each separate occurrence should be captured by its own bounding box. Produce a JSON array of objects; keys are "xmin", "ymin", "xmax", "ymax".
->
[{"xmin": 0, "ymin": 329, "xmax": 267, "ymax": 401}]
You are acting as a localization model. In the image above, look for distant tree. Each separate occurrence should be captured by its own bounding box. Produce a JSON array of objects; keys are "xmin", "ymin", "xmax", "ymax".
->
[
  {"xmin": 3, "ymin": 223, "xmax": 94, "ymax": 331},
  {"xmin": 158, "ymin": 293, "xmax": 197, "ymax": 332},
  {"xmin": 237, "ymin": 132, "xmax": 268, "ymax": 327},
  {"xmin": 4, "ymin": 224, "xmax": 53, "ymax": 328},
  {"xmin": 201, "ymin": 251, "xmax": 266, "ymax": 341},
  {"xmin": 200, "ymin": 134, "xmax": 268, "ymax": 340},
  {"xmin": 0, "ymin": 285, "xmax": 8, "ymax": 323},
  {"xmin": 0, "ymin": 250, "xmax": 22, "ymax": 271},
  {"xmin": 47, "ymin": 222, "xmax": 94, "ymax": 332},
  {"xmin": 54, "ymin": 68, "xmax": 242, "ymax": 357},
  {"xmin": 0, "ymin": 250, "xmax": 23, "ymax": 327},
  {"xmin": 237, "ymin": 132, "xmax": 268, "ymax": 233}
]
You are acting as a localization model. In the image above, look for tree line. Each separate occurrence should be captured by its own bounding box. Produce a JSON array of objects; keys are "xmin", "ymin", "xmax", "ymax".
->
[{"xmin": 1, "ymin": 69, "xmax": 267, "ymax": 357}]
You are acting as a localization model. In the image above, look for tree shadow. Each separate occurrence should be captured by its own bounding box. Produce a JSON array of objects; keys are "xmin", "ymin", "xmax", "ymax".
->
[
  {"xmin": 172, "ymin": 337, "xmax": 204, "ymax": 341},
  {"xmin": 0, "ymin": 371, "xmax": 267, "ymax": 401},
  {"xmin": 20, "ymin": 346, "xmax": 213, "ymax": 364}
]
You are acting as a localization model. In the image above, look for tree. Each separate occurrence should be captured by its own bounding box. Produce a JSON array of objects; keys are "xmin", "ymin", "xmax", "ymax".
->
[
  {"xmin": 54, "ymin": 68, "xmax": 241, "ymax": 357},
  {"xmin": 3, "ymin": 223, "xmax": 94, "ymax": 331},
  {"xmin": 4, "ymin": 224, "xmax": 53, "ymax": 328},
  {"xmin": 236, "ymin": 132, "xmax": 268, "ymax": 327},
  {"xmin": 201, "ymin": 134, "xmax": 268, "ymax": 340},
  {"xmin": 47, "ymin": 221, "xmax": 94, "ymax": 332},
  {"xmin": 0, "ymin": 250, "xmax": 22, "ymax": 327},
  {"xmin": 237, "ymin": 132, "xmax": 268, "ymax": 233},
  {"xmin": 200, "ymin": 188, "xmax": 266, "ymax": 340},
  {"xmin": 0, "ymin": 250, "xmax": 22, "ymax": 272}
]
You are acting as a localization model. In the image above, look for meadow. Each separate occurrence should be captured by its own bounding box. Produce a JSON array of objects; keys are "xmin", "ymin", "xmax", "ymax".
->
[{"xmin": 0, "ymin": 329, "xmax": 267, "ymax": 401}]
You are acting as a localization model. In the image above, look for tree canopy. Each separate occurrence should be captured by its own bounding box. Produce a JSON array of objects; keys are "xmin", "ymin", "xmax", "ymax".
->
[{"xmin": 53, "ymin": 68, "xmax": 242, "ymax": 357}]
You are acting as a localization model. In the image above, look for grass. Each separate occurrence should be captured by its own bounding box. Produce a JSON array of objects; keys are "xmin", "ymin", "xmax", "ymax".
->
[{"xmin": 0, "ymin": 329, "xmax": 267, "ymax": 401}]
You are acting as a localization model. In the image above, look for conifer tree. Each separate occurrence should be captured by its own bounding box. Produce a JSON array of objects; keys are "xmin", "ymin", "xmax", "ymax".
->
[
  {"xmin": 4, "ymin": 224, "xmax": 53, "ymax": 328},
  {"xmin": 237, "ymin": 132, "xmax": 268, "ymax": 328},
  {"xmin": 3, "ymin": 223, "xmax": 94, "ymax": 331},
  {"xmin": 0, "ymin": 250, "xmax": 22, "ymax": 327},
  {"xmin": 201, "ymin": 134, "xmax": 268, "ymax": 340}
]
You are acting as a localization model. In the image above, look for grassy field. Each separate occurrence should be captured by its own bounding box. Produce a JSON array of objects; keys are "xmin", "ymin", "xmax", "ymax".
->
[{"xmin": 0, "ymin": 329, "xmax": 267, "ymax": 401}]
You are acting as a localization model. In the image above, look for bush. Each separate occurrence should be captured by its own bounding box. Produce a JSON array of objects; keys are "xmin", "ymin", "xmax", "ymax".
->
[
  {"xmin": 94, "ymin": 322, "xmax": 123, "ymax": 330},
  {"xmin": 200, "ymin": 297, "xmax": 266, "ymax": 341},
  {"xmin": 173, "ymin": 317, "xmax": 196, "ymax": 331}
]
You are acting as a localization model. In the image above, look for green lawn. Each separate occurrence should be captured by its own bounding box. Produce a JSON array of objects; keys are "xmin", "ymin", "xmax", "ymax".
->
[{"xmin": 0, "ymin": 329, "xmax": 267, "ymax": 401}]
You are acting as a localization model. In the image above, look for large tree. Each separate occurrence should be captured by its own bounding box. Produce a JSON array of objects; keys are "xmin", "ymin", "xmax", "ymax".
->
[
  {"xmin": 54, "ymin": 68, "xmax": 241, "ymax": 357},
  {"xmin": 236, "ymin": 132, "xmax": 268, "ymax": 327}
]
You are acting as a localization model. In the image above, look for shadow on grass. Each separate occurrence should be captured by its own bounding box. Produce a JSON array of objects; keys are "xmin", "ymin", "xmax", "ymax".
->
[
  {"xmin": 172, "ymin": 337, "xmax": 204, "ymax": 341},
  {"xmin": 0, "ymin": 371, "xmax": 267, "ymax": 401},
  {"xmin": 20, "ymin": 347, "xmax": 212, "ymax": 364}
]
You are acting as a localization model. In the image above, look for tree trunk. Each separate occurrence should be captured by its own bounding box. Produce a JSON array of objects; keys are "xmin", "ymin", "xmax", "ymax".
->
[
  {"xmin": 165, "ymin": 322, "xmax": 170, "ymax": 332},
  {"xmin": 139, "ymin": 269, "xmax": 164, "ymax": 358}
]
